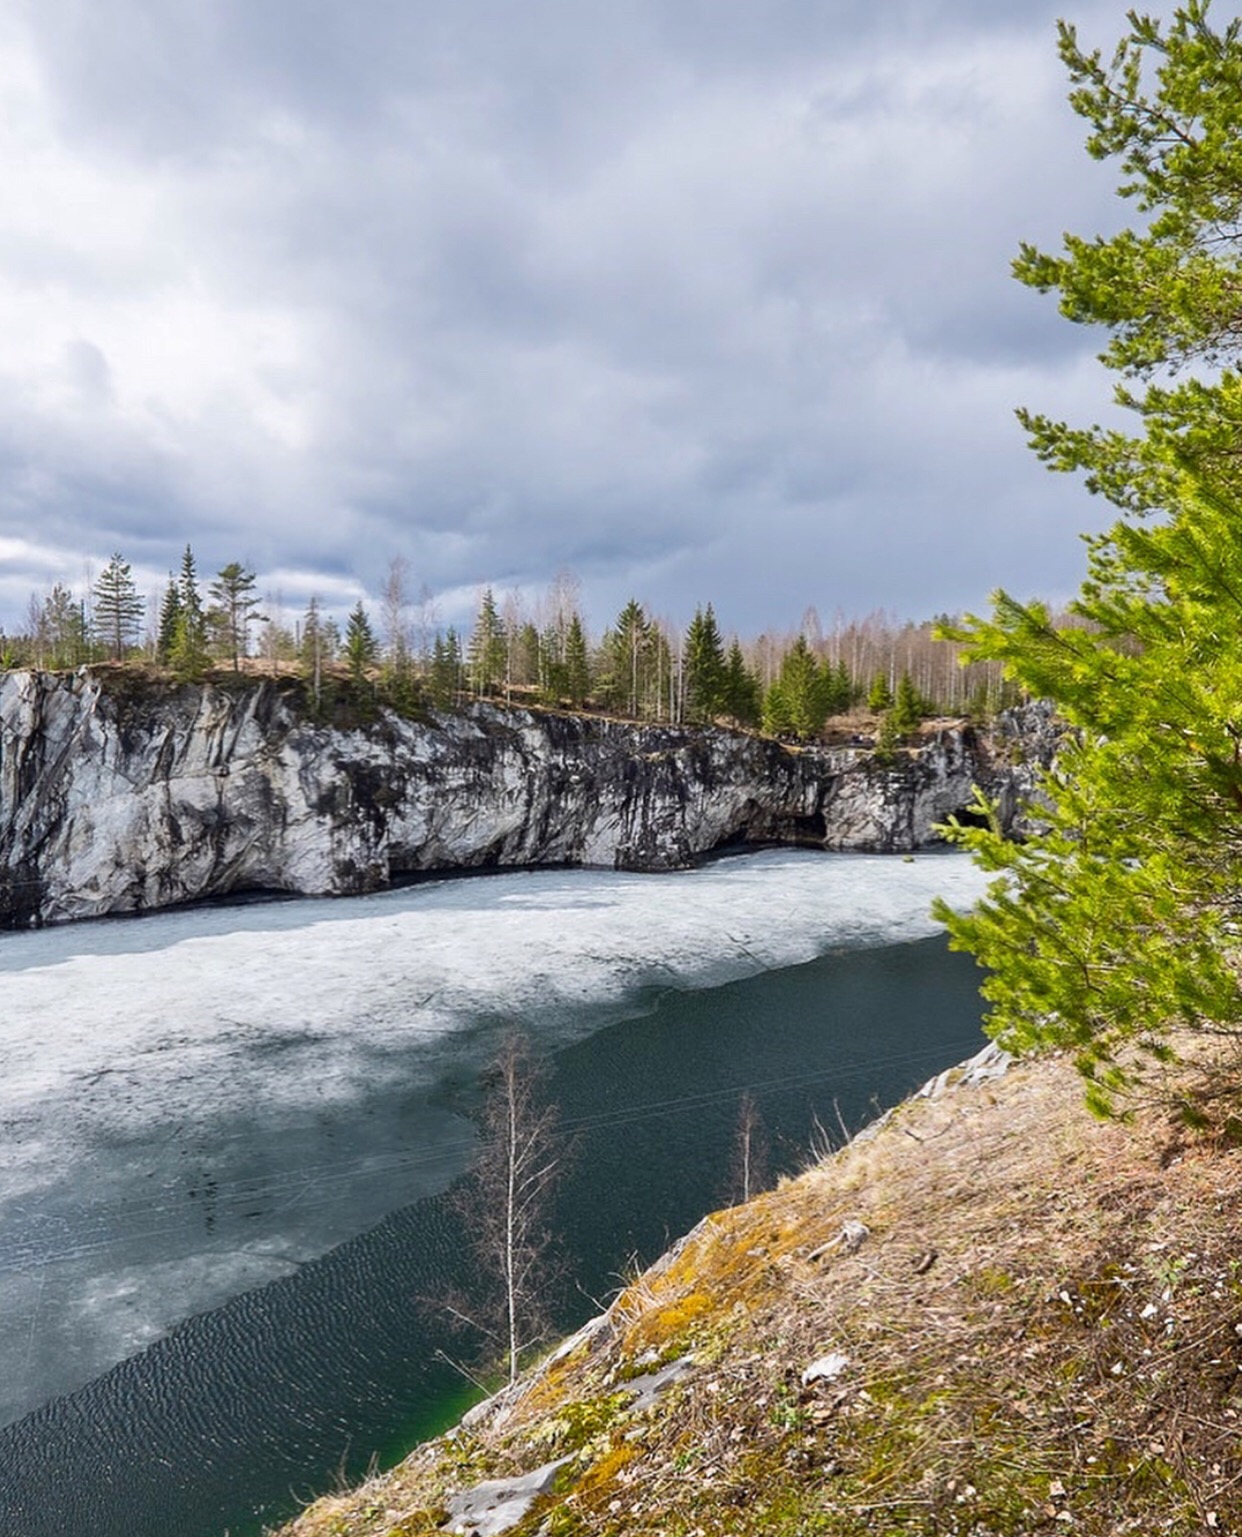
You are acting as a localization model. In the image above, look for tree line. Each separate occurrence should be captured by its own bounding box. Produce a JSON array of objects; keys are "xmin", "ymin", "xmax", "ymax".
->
[{"xmin": 0, "ymin": 547, "xmax": 1021, "ymax": 740}]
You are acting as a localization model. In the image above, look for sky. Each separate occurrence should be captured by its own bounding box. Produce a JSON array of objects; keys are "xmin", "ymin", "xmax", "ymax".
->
[{"xmin": 0, "ymin": 0, "xmax": 1133, "ymax": 641}]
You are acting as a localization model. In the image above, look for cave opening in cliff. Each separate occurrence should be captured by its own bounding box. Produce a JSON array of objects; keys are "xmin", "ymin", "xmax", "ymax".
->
[{"xmin": 944, "ymin": 803, "xmax": 990, "ymax": 831}]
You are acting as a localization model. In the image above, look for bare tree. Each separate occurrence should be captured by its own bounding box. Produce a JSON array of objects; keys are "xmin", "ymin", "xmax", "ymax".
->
[
  {"xmin": 728, "ymin": 1090, "xmax": 769, "ymax": 1205},
  {"xmin": 380, "ymin": 556, "xmax": 411, "ymax": 670},
  {"xmin": 455, "ymin": 1034, "xmax": 566, "ymax": 1385}
]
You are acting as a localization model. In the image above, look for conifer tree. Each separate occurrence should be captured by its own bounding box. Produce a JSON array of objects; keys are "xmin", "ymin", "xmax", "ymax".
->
[
  {"xmin": 300, "ymin": 596, "xmax": 327, "ymax": 708},
  {"xmin": 890, "ymin": 673, "xmax": 924, "ymax": 737},
  {"xmin": 937, "ymin": 2, "xmax": 1242, "ymax": 1114},
  {"xmin": 156, "ymin": 578, "xmax": 182, "ymax": 665},
  {"xmin": 563, "ymin": 613, "xmax": 591, "ymax": 707},
  {"xmin": 722, "ymin": 639, "xmax": 761, "ymax": 726},
  {"xmin": 823, "ymin": 659, "xmax": 855, "ymax": 716},
  {"xmin": 866, "ymin": 672, "xmax": 893, "ymax": 713},
  {"xmin": 514, "ymin": 622, "xmax": 541, "ymax": 690},
  {"xmin": 170, "ymin": 545, "xmax": 209, "ymax": 679},
  {"xmin": 596, "ymin": 600, "xmax": 648, "ymax": 717},
  {"xmin": 430, "ymin": 628, "xmax": 464, "ymax": 705},
  {"xmin": 762, "ymin": 635, "xmax": 826, "ymax": 740},
  {"xmin": 345, "ymin": 600, "xmax": 379, "ymax": 683},
  {"xmin": 208, "ymin": 561, "xmax": 263, "ymax": 671},
  {"xmin": 684, "ymin": 604, "xmax": 727, "ymax": 722},
  {"xmin": 468, "ymin": 588, "xmax": 506, "ymax": 697},
  {"xmin": 42, "ymin": 583, "xmax": 89, "ymax": 668},
  {"xmin": 92, "ymin": 553, "xmax": 144, "ymax": 661}
]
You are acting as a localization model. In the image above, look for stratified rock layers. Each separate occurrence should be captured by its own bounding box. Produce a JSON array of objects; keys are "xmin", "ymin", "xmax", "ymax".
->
[{"xmin": 0, "ymin": 670, "xmax": 1056, "ymax": 928}]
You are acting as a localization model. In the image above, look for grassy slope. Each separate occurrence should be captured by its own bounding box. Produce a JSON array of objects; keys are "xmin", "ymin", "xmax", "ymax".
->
[{"xmin": 274, "ymin": 1046, "xmax": 1242, "ymax": 1537}]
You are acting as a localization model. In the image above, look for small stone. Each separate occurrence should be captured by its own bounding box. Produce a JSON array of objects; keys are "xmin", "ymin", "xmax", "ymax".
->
[{"xmin": 801, "ymin": 1352, "xmax": 850, "ymax": 1387}]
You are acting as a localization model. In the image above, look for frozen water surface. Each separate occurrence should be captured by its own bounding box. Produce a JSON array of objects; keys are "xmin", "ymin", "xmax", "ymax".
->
[{"xmin": 0, "ymin": 850, "xmax": 988, "ymax": 1426}]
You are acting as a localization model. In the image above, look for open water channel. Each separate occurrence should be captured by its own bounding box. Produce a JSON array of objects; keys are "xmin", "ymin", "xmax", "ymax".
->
[{"xmin": 0, "ymin": 850, "xmax": 991, "ymax": 1536}]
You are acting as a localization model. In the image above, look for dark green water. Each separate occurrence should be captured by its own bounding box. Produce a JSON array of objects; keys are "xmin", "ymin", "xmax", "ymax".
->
[{"xmin": 0, "ymin": 934, "xmax": 985, "ymax": 1537}]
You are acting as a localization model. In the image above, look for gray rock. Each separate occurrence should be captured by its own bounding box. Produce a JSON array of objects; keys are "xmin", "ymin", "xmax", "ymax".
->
[
  {"xmin": 0, "ymin": 670, "xmax": 1057, "ymax": 928},
  {"xmin": 443, "ymin": 1457, "xmax": 572, "ymax": 1536}
]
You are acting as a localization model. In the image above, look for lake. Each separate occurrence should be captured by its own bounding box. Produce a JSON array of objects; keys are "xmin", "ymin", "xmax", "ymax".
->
[{"xmin": 0, "ymin": 849, "xmax": 990, "ymax": 1536}]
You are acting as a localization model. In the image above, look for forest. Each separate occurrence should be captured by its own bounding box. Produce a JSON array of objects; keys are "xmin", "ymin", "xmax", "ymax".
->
[{"xmin": 1, "ymin": 547, "xmax": 1024, "ymax": 743}]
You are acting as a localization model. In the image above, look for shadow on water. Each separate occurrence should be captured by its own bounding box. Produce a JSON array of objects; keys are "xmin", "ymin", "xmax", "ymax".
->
[{"xmin": 0, "ymin": 935, "xmax": 985, "ymax": 1537}]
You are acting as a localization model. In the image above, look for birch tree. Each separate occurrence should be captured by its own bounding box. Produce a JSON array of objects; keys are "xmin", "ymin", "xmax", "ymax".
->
[{"xmin": 456, "ymin": 1035, "xmax": 565, "ymax": 1385}]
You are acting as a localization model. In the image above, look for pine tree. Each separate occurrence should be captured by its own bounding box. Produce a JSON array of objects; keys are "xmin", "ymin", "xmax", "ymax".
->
[
  {"xmin": 936, "ymin": 3, "xmax": 1242, "ymax": 1115},
  {"xmin": 92, "ymin": 553, "xmax": 144, "ymax": 661},
  {"xmin": 208, "ymin": 562, "xmax": 263, "ymax": 671}
]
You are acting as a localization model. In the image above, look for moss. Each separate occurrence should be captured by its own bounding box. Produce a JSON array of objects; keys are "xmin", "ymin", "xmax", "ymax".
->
[
  {"xmin": 271, "ymin": 1042, "xmax": 1242, "ymax": 1537},
  {"xmin": 620, "ymin": 1287, "xmax": 715, "ymax": 1356},
  {"xmin": 528, "ymin": 1391, "xmax": 631, "ymax": 1453}
]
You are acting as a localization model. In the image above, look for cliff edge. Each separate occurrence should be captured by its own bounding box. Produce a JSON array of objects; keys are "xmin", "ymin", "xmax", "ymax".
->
[{"xmin": 0, "ymin": 668, "xmax": 1055, "ymax": 928}]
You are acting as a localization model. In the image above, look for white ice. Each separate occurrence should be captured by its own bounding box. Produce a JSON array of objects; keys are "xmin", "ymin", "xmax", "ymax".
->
[{"xmin": 0, "ymin": 849, "xmax": 989, "ymax": 1423}]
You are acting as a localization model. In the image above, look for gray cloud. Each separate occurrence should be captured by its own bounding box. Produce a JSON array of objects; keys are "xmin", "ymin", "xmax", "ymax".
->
[{"xmin": 0, "ymin": 0, "xmax": 1134, "ymax": 639}]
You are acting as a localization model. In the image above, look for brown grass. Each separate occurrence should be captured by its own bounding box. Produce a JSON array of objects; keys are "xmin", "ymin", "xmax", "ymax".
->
[{"xmin": 272, "ymin": 1042, "xmax": 1242, "ymax": 1537}]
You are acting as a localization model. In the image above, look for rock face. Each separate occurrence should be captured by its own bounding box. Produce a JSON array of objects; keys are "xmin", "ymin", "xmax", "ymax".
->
[{"xmin": 0, "ymin": 670, "xmax": 1057, "ymax": 929}]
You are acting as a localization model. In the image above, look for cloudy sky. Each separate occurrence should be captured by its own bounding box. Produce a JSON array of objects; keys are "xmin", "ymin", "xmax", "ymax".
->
[{"xmin": 0, "ymin": 0, "xmax": 1133, "ymax": 641}]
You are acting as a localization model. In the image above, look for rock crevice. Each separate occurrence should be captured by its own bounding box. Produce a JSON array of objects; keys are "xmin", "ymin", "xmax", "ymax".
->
[{"xmin": 0, "ymin": 671, "xmax": 1057, "ymax": 928}]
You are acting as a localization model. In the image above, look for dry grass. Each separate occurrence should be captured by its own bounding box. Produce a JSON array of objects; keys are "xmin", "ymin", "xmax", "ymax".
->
[{"xmin": 273, "ymin": 1043, "xmax": 1242, "ymax": 1537}]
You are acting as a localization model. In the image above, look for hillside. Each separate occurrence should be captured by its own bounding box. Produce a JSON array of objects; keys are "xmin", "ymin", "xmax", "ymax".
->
[{"xmin": 274, "ymin": 1042, "xmax": 1242, "ymax": 1537}]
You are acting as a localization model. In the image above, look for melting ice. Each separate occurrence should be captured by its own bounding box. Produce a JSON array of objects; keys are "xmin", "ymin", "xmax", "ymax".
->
[{"xmin": 0, "ymin": 849, "xmax": 989, "ymax": 1426}]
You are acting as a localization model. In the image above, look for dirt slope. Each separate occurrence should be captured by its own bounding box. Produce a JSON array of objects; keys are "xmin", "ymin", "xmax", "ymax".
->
[{"xmin": 275, "ymin": 1045, "xmax": 1242, "ymax": 1537}]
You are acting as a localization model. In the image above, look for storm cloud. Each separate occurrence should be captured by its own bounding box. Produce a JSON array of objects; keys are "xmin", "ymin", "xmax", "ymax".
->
[{"xmin": 0, "ymin": 0, "xmax": 1132, "ymax": 638}]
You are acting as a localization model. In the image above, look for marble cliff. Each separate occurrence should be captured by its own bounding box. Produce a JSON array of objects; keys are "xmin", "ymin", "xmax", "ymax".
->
[{"xmin": 0, "ymin": 669, "xmax": 1057, "ymax": 928}]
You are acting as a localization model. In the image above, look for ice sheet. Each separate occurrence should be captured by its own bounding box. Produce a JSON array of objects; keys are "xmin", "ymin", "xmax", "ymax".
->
[{"xmin": 0, "ymin": 849, "xmax": 989, "ymax": 1422}]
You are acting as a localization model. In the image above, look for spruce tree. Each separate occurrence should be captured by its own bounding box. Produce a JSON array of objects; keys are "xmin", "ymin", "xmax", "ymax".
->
[
  {"xmin": 92, "ymin": 554, "xmax": 144, "ymax": 661},
  {"xmin": 300, "ymin": 596, "xmax": 327, "ymax": 708},
  {"xmin": 170, "ymin": 545, "xmax": 209, "ymax": 679},
  {"xmin": 598, "ymin": 599, "xmax": 650, "ymax": 717},
  {"xmin": 866, "ymin": 672, "xmax": 893, "ymax": 713},
  {"xmin": 430, "ymin": 628, "xmax": 464, "ymax": 705},
  {"xmin": 762, "ymin": 636, "xmax": 825, "ymax": 740},
  {"xmin": 345, "ymin": 600, "xmax": 379, "ymax": 683},
  {"xmin": 890, "ymin": 673, "xmax": 924, "ymax": 737},
  {"xmin": 684, "ymin": 604, "xmax": 726, "ymax": 722},
  {"xmin": 563, "ymin": 613, "xmax": 591, "ymax": 707},
  {"xmin": 722, "ymin": 639, "xmax": 760, "ymax": 726},
  {"xmin": 156, "ymin": 578, "xmax": 182, "ymax": 665},
  {"xmin": 468, "ymin": 588, "xmax": 506, "ymax": 697}
]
